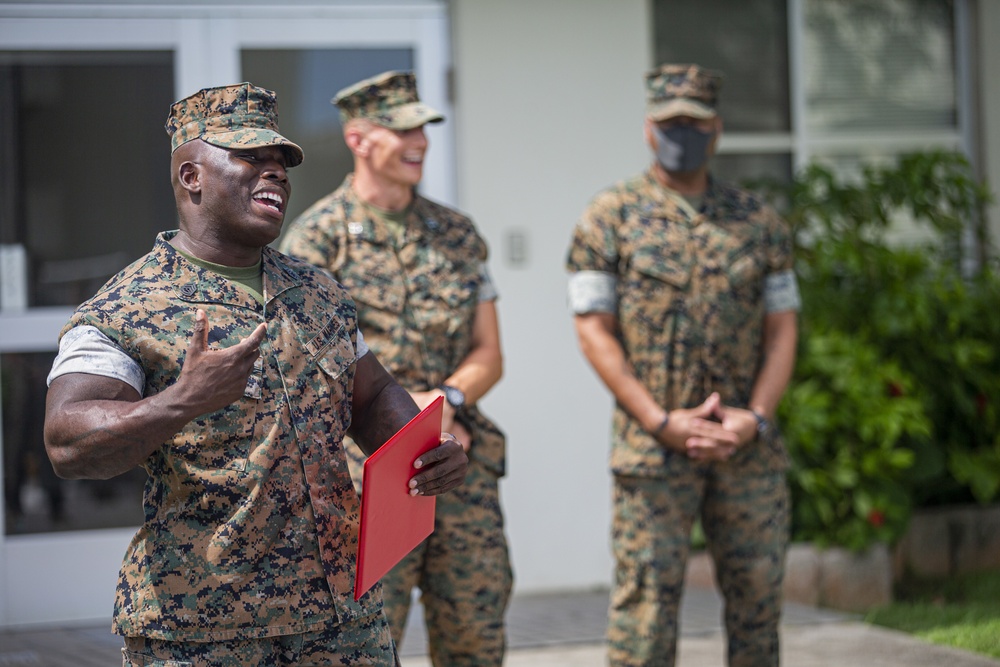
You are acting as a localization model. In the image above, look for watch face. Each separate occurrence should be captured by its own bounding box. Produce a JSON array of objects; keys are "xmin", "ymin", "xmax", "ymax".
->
[{"xmin": 442, "ymin": 385, "xmax": 465, "ymax": 408}]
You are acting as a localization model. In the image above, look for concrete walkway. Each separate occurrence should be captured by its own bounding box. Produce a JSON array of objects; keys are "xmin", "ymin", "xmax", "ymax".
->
[
  {"xmin": 2, "ymin": 585, "xmax": 998, "ymax": 666},
  {"xmin": 404, "ymin": 622, "xmax": 1000, "ymax": 667},
  {"xmin": 398, "ymin": 586, "xmax": 1000, "ymax": 667}
]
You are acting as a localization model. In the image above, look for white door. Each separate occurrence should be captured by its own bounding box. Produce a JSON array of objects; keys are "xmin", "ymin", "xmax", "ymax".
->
[{"xmin": 0, "ymin": 2, "xmax": 452, "ymax": 628}]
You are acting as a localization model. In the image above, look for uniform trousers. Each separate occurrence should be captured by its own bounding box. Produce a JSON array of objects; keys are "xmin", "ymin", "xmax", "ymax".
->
[
  {"xmin": 381, "ymin": 458, "xmax": 513, "ymax": 667},
  {"xmin": 608, "ymin": 462, "xmax": 789, "ymax": 667}
]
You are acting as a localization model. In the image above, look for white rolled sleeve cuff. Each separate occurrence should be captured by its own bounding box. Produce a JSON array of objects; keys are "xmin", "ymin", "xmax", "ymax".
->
[
  {"xmin": 47, "ymin": 326, "xmax": 145, "ymax": 394},
  {"xmin": 568, "ymin": 270, "xmax": 618, "ymax": 314},
  {"xmin": 764, "ymin": 269, "xmax": 802, "ymax": 313}
]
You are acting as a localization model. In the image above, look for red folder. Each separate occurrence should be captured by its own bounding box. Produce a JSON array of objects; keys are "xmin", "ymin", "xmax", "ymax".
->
[{"xmin": 354, "ymin": 396, "xmax": 443, "ymax": 601}]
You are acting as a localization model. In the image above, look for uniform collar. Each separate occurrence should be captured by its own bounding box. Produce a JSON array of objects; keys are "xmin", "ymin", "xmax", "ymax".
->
[
  {"xmin": 154, "ymin": 231, "xmax": 302, "ymax": 307},
  {"xmin": 642, "ymin": 168, "xmax": 721, "ymax": 221},
  {"xmin": 341, "ymin": 173, "xmax": 441, "ymax": 245}
]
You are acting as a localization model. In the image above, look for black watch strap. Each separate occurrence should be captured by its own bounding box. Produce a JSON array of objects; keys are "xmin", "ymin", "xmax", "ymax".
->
[
  {"xmin": 439, "ymin": 384, "xmax": 465, "ymax": 409},
  {"xmin": 751, "ymin": 410, "xmax": 769, "ymax": 437}
]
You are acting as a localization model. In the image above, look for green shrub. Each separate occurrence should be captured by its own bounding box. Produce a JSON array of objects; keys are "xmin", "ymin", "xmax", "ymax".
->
[
  {"xmin": 777, "ymin": 330, "xmax": 930, "ymax": 550},
  {"xmin": 756, "ymin": 150, "xmax": 1000, "ymax": 549}
]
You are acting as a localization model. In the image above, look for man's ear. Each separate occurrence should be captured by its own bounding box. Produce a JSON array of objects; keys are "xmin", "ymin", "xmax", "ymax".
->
[
  {"xmin": 344, "ymin": 125, "xmax": 370, "ymax": 158},
  {"xmin": 708, "ymin": 116, "xmax": 723, "ymax": 156},
  {"xmin": 643, "ymin": 119, "xmax": 657, "ymax": 150},
  {"xmin": 177, "ymin": 161, "xmax": 201, "ymax": 194}
]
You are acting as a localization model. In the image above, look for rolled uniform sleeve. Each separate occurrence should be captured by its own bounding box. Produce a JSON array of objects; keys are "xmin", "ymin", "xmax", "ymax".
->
[
  {"xmin": 760, "ymin": 205, "xmax": 801, "ymax": 313},
  {"xmin": 49, "ymin": 324, "xmax": 371, "ymax": 390},
  {"xmin": 356, "ymin": 327, "xmax": 369, "ymax": 357},
  {"xmin": 568, "ymin": 271, "xmax": 617, "ymax": 314},
  {"xmin": 566, "ymin": 190, "xmax": 623, "ymax": 314},
  {"xmin": 764, "ymin": 270, "xmax": 801, "ymax": 313},
  {"xmin": 478, "ymin": 262, "xmax": 499, "ymax": 303},
  {"xmin": 47, "ymin": 325, "xmax": 145, "ymax": 394}
]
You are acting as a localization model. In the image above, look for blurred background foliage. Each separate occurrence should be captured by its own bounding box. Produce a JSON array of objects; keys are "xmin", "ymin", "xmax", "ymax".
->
[{"xmin": 754, "ymin": 150, "xmax": 1000, "ymax": 551}]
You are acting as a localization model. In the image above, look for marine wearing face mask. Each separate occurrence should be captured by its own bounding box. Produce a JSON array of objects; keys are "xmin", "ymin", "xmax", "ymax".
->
[
  {"xmin": 567, "ymin": 62, "xmax": 801, "ymax": 667},
  {"xmin": 644, "ymin": 64, "xmax": 722, "ymax": 179},
  {"xmin": 653, "ymin": 123, "xmax": 716, "ymax": 173}
]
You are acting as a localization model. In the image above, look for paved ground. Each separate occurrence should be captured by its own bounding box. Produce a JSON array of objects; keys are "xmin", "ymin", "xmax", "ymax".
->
[
  {"xmin": 405, "ymin": 622, "xmax": 1000, "ymax": 667},
  {"xmin": 2, "ymin": 585, "xmax": 998, "ymax": 666}
]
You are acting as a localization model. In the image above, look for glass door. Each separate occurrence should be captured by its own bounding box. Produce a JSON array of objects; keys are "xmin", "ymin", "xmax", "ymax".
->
[{"xmin": 0, "ymin": 3, "xmax": 451, "ymax": 628}]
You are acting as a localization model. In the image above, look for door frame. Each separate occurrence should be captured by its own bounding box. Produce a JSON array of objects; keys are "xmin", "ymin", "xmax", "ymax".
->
[{"xmin": 0, "ymin": 1, "xmax": 452, "ymax": 628}]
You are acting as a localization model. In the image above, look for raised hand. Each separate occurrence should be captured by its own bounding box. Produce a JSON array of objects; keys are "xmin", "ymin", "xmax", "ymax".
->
[{"xmin": 173, "ymin": 309, "xmax": 267, "ymax": 415}]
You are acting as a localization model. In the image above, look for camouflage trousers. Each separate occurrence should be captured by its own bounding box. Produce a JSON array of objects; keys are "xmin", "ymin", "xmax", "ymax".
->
[
  {"xmin": 381, "ymin": 458, "xmax": 513, "ymax": 667},
  {"xmin": 609, "ymin": 467, "xmax": 789, "ymax": 667},
  {"xmin": 121, "ymin": 610, "xmax": 398, "ymax": 666}
]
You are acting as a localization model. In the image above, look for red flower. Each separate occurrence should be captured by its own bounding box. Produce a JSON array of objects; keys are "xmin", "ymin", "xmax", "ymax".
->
[
  {"xmin": 868, "ymin": 509, "xmax": 885, "ymax": 527},
  {"xmin": 887, "ymin": 382, "xmax": 904, "ymax": 398},
  {"xmin": 976, "ymin": 393, "xmax": 988, "ymax": 418}
]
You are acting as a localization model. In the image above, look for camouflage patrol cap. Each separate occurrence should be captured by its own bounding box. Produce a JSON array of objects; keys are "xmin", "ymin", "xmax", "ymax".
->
[
  {"xmin": 165, "ymin": 83, "xmax": 304, "ymax": 167},
  {"xmin": 646, "ymin": 64, "xmax": 723, "ymax": 121},
  {"xmin": 332, "ymin": 70, "xmax": 444, "ymax": 130}
]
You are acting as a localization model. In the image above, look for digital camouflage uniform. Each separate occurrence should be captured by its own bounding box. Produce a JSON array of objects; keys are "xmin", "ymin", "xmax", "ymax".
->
[
  {"xmin": 55, "ymin": 232, "xmax": 397, "ymax": 664},
  {"xmin": 567, "ymin": 169, "xmax": 793, "ymax": 667},
  {"xmin": 281, "ymin": 175, "xmax": 513, "ymax": 666},
  {"xmin": 47, "ymin": 83, "xmax": 403, "ymax": 666}
]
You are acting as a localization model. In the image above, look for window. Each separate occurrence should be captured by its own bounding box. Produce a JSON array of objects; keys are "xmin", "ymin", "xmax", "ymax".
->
[
  {"xmin": 652, "ymin": 0, "xmax": 790, "ymax": 134},
  {"xmin": 651, "ymin": 0, "xmax": 964, "ymax": 189},
  {"xmin": 0, "ymin": 51, "xmax": 174, "ymax": 535},
  {"xmin": 803, "ymin": 0, "xmax": 956, "ymax": 134},
  {"xmin": 0, "ymin": 51, "xmax": 175, "ymax": 309}
]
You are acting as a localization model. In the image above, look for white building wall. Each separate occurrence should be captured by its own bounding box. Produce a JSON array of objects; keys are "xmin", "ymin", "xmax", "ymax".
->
[
  {"xmin": 450, "ymin": 0, "xmax": 652, "ymax": 593},
  {"xmin": 978, "ymin": 0, "xmax": 1000, "ymax": 252}
]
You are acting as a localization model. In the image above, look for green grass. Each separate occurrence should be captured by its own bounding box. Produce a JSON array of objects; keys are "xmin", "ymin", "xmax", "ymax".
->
[{"xmin": 864, "ymin": 569, "xmax": 1000, "ymax": 659}]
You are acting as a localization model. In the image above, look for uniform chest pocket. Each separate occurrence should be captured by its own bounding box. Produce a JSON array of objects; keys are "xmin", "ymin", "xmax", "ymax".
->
[
  {"xmin": 338, "ymin": 251, "xmax": 407, "ymax": 314},
  {"xmin": 725, "ymin": 243, "xmax": 765, "ymax": 292},
  {"xmin": 415, "ymin": 254, "xmax": 480, "ymax": 328},
  {"xmin": 619, "ymin": 245, "xmax": 692, "ymax": 326},
  {"xmin": 628, "ymin": 246, "xmax": 692, "ymax": 289},
  {"xmin": 306, "ymin": 315, "xmax": 357, "ymax": 381}
]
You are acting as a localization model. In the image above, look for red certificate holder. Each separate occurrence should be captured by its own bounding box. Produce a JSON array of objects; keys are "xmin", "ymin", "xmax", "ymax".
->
[{"xmin": 354, "ymin": 396, "xmax": 443, "ymax": 601}]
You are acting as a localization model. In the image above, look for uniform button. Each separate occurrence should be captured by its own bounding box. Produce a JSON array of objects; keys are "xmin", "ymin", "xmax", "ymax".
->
[{"xmin": 180, "ymin": 284, "xmax": 197, "ymax": 297}]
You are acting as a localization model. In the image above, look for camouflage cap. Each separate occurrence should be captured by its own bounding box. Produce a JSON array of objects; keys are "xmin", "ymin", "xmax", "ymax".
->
[
  {"xmin": 645, "ymin": 64, "xmax": 723, "ymax": 122},
  {"xmin": 165, "ymin": 83, "xmax": 304, "ymax": 167},
  {"xmin": 332, "ymin": 70, "xmax": 444, "ymax": 131}
]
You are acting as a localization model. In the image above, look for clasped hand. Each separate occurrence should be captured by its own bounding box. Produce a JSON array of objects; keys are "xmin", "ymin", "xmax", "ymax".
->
[{"xmin": 656, "ymin": 392, "xmax": 760, "ymax": 462}]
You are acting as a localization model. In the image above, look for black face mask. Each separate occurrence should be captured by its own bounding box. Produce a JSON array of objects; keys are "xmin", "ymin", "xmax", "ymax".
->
[{"xmin": 654, "ymin": 125, "xmax": 714, "ymax": 173}]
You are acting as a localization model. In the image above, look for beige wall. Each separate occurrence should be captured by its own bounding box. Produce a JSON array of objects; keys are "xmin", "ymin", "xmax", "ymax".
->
[
  {"xmin": 450, "ymin": 0, "xmax": 651, "ymax": 592},
  {"xmin": 978, "ymin": 0, "xmax": 1000, "ymax": 257}
]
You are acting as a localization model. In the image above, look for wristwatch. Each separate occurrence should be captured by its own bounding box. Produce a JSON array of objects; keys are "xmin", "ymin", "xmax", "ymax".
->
[
  {"xmin": 751, "ymin": 410, "xmax": 770, "ymax": 438},
  {"xmin": 439, "ymin": 384, "xmax": 466, "ymax": 410}
]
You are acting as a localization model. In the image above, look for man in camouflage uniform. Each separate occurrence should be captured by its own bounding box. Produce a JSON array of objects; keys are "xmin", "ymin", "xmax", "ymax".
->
[
  {"xmin": 566, "ymin": 64, "xmax": 801, "ymax": 667},
  {"xmin": 280, "ymin": 71, "xmax": 512, "ymax": 666},
  {"xmin": 43, "ymin": 82, "xmax": 468, "ymax": 666}
]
